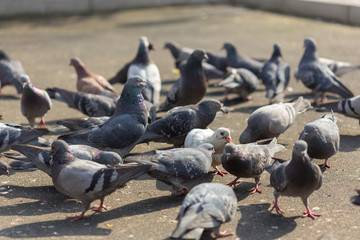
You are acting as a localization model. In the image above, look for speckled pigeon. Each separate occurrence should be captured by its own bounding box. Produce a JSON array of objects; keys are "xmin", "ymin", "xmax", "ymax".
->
[
  {"xmin": 0, "ymin": 123, "xmax": 49, "ymax": 153},
  {"xmin": 221, "ymin": 138, "xmax": 284, "ymax": 194},
  {"xmin": 0, "ymin": 49, "xmax": 25, "ymax": 94},
  {"xmin": 170, "ymin": 183, "xmax": 237, "ymax": 240},
  {"xmin": 46, "ymin": 87, "xmax": 116, "ymax": 117},
  {"xmin": 261, "ymin": 44, "xmax": 290, "ymax": 103},
  {"xmin": 125, "ymin": 143, "xmax": 214, "ymax": 195},
  {"xmin": 59, "ymin": 76, "xmax": 149, "ymax": 157},
  {"xmin": 222, "ymin": 42, "xmax": 263, "ymax": 77},
  {"xmin": 239, "ymin": 97, "xmax": 312, "ymax": 144},
  {"xmin": 70, "ymin": 57, "xmax": 118, "ymax": 98},
  {"xmin": 269, "ymin": 140, "xmax": 322, "ymax": 219},
  {"xmin": 296, "ymin": 37, "xmax": 353, "ymax": 105},
  {"xmin": 0, "ymin": 159, "xmax": 10, "ymax": 176},
  {"xmin": 184, "ymin": 127, "xmax": 232, "ymax": 176},
  {"xmin": 50, "ymin": 140, "xmax": 151, "ymax": 220},
  {"xmin": 20, "ymin": 75, "xmax": 52, "ymax": 128},
  {"xmin": 217, "ymin": 68, "xmax": 258, "ymax": 102},
  {"xmin": 299, "ymin": 111, "xmax": 339, "ymax": 168},
  {"xmin": 158, "ymin": 49, "xmax": 208, "ymax": 112},
  {"xmin": 137, "ymin": 99, "xmax": 227, "ymax": 147},
  {"xmin": 6, "ymin": 143, "xmax": 123, "ymax": 176}
]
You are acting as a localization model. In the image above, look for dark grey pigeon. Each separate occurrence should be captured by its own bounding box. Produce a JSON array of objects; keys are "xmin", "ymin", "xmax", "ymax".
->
[
  {"xmin": 222, "ymin": 42, "xmax": 264, "ymax": 77},
  {"xmin": 0, "ymin": 159, "xmax": 10, "ymax": 176},
  {"xmin": 6, "ymin": 143, "xmax": 123, "ymax": 176},
  {"xmin": 20, "ymin": 75, "xmax": 52, "ymax": 128},
  {"xmin": 59, "ymin": 76, "xmax": 149, "ymax": 157},
  {"xmin": 239, "ymin": 97, "xmax": 312, "ymax": 144},
  {"xmin": 261, "ymin": 44, "xmax": 290, "ymax": 104},
  {"xmin": 137, "ymin": 99, "xmax": 227, "ymax": 147},
  {"xmin": 297, "ymin": 37, "xmax": 353, "ymax": 105},
  {"xmin": 158, "ymin": 49, "xmax": 208, "ymax": 112},
  {"xmin": 299, "ymin": 111, "xmax": 339, "ymax": 168},
  {"xmin": 217, "ymin": 68, "xmax": 258, "ymax": 102},
  {"xmin": 0, "ymin": 123, "xmax": 49, "ymax": 153},
  {"xmin": 0, "ymin": 49, "xmax": 25, "ymax": 94},
  {"xmin": 170, "ymin": 182, "xmax": 237, "ymax": 240},
  {"xmin": 125, "ymin": 143, "xmax": 214, "ymax": 195},
  {"xmin": 269, "ymin": 140, "xmax": 322, "ymax": 219},
  {"xmin": 221, "ymin": 138, "xmax": 284, "ymax": 194},
  {"xmin": 46, "ymin": 87, "xmax": 116, "ymax": 117},
  {"xmin": 50, "ymin": 140, "xmax": 150, "ymax": 220}
]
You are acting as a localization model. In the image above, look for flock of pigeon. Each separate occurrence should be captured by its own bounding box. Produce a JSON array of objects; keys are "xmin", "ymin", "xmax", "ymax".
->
[{"xmin": 1, "ymin": 35, "xmax": 360, "ymax": 239}]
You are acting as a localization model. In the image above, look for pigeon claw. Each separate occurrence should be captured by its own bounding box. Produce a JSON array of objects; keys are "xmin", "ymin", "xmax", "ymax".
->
[
  {"xmin": 226, "ymin": 177, "xmax": 240, "ymax": 188},
  {"xmin": 215, "ymin": 230, "xmax": 233, "ymax": 238},
  {"xmin": 176, "ymin": 186, "xmax": 189, "ymax": 196},
  {"xmin": 270, "ymin": 198, "xmax": 284, "ymax": 215},
  {"xmin": 213, "ymin": 167, "xmax": 229, "ymax": 176},
  {"xmin": 67, "ymin": 211, "xmax": 88, "ymax": 221},
  {"xmin": 92, "ymin": 198, "xmax": 107, "ymax": 212},
  {"xmin": 248, "ymin": 183, "xmax": 261, "ymax": 194},
  {"xmin": 38, "ymin": 117, "xmax": 46, "ymax": 128},
  {"xmin": 318, "ymin": 159, "xmax": 330, "ymax": 168},
  {"xmin": 303, "ymin": 206, "xmax": 320, "ymax": 219}
]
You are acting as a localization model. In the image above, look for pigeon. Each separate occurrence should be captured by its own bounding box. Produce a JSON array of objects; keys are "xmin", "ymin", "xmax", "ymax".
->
[
  {"xmin": 170, "ymin": 182, "xmax": 237, "ymax": 240},
  {"xmin": 70, "ymin": 57, "xmax": 118, "ymax": 98},
  {"xmin": 296, "ymin": 37, "xmax": 353, "ymax": 105},
  {"xmin": 0, "ymin": 49, "xmax": 25, "ymax": 94},
  {"xmin": 217, "ymin": 68, "xmax": 259, "ymax": 101},
  {"xmin": 20, "ymin": 75, "xmax": 52, "ymax": 128},
  {"xmin": 184, "ymin": 127, "xmax": 232, "ymax": 176},
  {"xmin": 316, "ymin": 95, "xmax": 360, "ymax": 125},
  {"xmin": 269, "ymin": 140, "xmax": 322, "ymax": 219},
  {"xmin": 46, "ymin": 87, "xmax": 116, "ymax": 117},
  {"xmin": 50, "ymin": 140, "xmax": 151, "ymax": 220},
  {"xmin": 158, "ymin": 49, "xmax": 208, "ymax": 112},
  {"xmin": 0, "ymin": 123, "xmax": 49, "ymax": 153},
  {"xmin": 137, "ymin": 99, "xmax": 227, "ymax": 147},
  {"xmin": 163, "ymin": 41, "xmax": 193, "ymax": 68},
  {"xmin": 126, "ymin": 37, "xmax": 161, "ymax": 106},
  {"xmin": 6, "ymin": 143, "xmax": 123, "ymax": 176},
  {"xmin": 299, "ymin": 111, "xmax": 339, "ymax": 168},
  {"xmin": 261, "ymin": 44, "xmax": 290, "ymax": 103},
  {"xmin": 350, "ymin": 189, "xmax": 360, "ymax": 206},
  {"xmin": 125, "ymin": 143, "xmax": 214, "ymax": 195},
  {"xmin": 222, "ymin": 42, "xmax": 264, "ymax": 77},
  {"xmin": 0, "ymin": 159, "xmax": 10, "ymax": 176},
  {"xmin": 239, "ymin": 96, "xmax": 312, "ymax": 144},
  {"xmin": 59, "ymin": 76, "xmax": 149, "ymax": 157},
  {"xmin": 221, "ymin": 138, "xmax": 284, "ymax": 194}
]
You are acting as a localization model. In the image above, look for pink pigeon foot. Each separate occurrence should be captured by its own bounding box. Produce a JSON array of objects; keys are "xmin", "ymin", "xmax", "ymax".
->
[
  {"xmin": 213, "ymin": 167, "xmax": 228, "ymax": 176},
  {"xmin": 226, "ymin": 177, "xmax": 240, "ymax": 188},
  {"xmin": 67, "ymin": 211, "xmax": 88, "ymax": 221},
  {"xmin": 270, "ymin": 198, "xmax": 284, "ymax": 215},
  {"xmin": 38, "ymin": 117, "xmax": 46, "ymax": 128},
  {"xmin": 215, "ymin": 230, "xmax": 233, "ymax": 238},
  {"xmin": 92, "ymin": 198, "xmax": 107, "ymax": 212},
  {"xmin": 303, "ymin": 206, "xmax": 320, "ymax": 219},
  {"xmin": 318, "ymin": 159, "xmax": 330, "ymax": 168},
  {"xmin": 248, "ymin": 183, "xmax": 261, "ymax": 194}
]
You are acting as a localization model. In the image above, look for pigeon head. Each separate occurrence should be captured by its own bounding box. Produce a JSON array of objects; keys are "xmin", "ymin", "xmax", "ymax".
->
[
  {"xmin": 94, "ymin": 151, "xmax": 123, "ymax": 166},
  {"xmin": 163, "ymin": 41, "xmax": 179, "ymax": 50},
  {"xmin": 0, "ymin": 49, "xmax": 10, "ymax": 60},
  {"xmin": 272, "ymin": 43, "xmax": 282, "ymax": 58},
  {"xmin": 293, "ymin": 140, "xmax": 308, "ymax": 159},
  {"xmin": 304, "ymin": 37, "xmax": 317, "ymax": 51},
  {"xmin": 69, "ymin": 57, "xmax": 82, "ymax": 67},
  {"xmin": 20, "ymin": 74, "xmax": 31, "ymax": 84},
  {"xmin": 0, "ymin": 160, "xmax": 10, "ymax": 176},
  {"xmin": 198, "ymin": 99, "xmax": 222, "ymax": 113},
  {"xmin": 50, "ymin": 140, "xmax": 74, "ymax": 164},
  {"xmin": 224, "ymin": 142, "xmax": 236, "ymax": 155},
  {"xmin": 197, "ymin": 143, "xmax": 215, "ymax": 154},
  {"xmin": 134, "ymin": 36, "xmax": 152, "ymax": 63},
  {"xmin": 222, "ymin": 42, "xmax": 237, "ymax": 56},
  {"xmin": 69, "ymin": 57, "xmax": 88, "ymax": 76},
  {"xmin": 125, "ymin": 76, "xmax": 147, "ymax": 90},
  {"xmin": 214, "ymin": 127, "xmax": 232, "ymax": 144},
  {"xmin": 188, "ymin": 49, "xmax": 208, "ymax": 63}
]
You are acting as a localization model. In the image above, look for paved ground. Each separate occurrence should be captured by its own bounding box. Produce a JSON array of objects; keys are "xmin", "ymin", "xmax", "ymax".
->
[{"xmin": 0, "ymin": 4, "xmax": 360, "ymax": 240}]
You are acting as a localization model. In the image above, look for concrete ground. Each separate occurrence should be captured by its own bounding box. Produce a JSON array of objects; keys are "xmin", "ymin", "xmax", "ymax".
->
[{"xmin": 0, "ymin": 4, "xmax": 360, "ymax": 240}]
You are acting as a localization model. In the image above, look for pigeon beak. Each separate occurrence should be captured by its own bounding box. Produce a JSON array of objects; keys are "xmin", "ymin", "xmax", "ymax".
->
[
  {"xmin": 203, "ymin": 53, "xmax": 209, "ymax": 60},
  {"xmin": 225, "ymin": 137, "xmax": 232, "ymax": 143},
  {"xmin": 301, "ymin": 150, "xmax": 307, "ymax": 156},
  {"xmin": 149, "ymin": 43, "xmax": 154, "ymax": 51},
  {"xmin": 6, "ymin": 170, "xmax": 10, "ymax": 176}
]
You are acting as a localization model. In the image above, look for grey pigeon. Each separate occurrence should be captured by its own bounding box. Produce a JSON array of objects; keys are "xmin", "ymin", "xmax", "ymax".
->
[
  {"xmin": 316, "ymin": 95, "xmax": 360, "ymax": 125},
  {"xmin": 56, "ymin": 116, "xmax": 110, "ymax": 131},
  {"xmin": 184, "ymin": 127, "xmax": 232, "ymax": 176},
  {"xmin": 170, "ymin": 182, "xmax": 237, "ymax": 240},
  {"xmin": 222, "ymin": 42, "xmax": 264, "ymax": 77},
  {"xmin": 221, "ymin": 138, "xmax": 284, "ymax": 194},
  {"xmin": 70, "ymin": 57, "xmax": 118, "ymax": 98},
  {"xmin": 125, "ymin": 143, "xmax": 214, "ymax": 195},
  {"xmin": 350, "ymin": 189, "xmax": 360, "ymax": 206},
  {"xmin": 50, "ymin": 140, "xmax": 150, "ymax": 220},
  {"xmin": 137, "ymin": 99, "xmax": 227, "ymax": 147},
  {"xmin": 269, "ymin": 140, "xmax": 322, "ymax": 219},
  {"xmin": 299, "ymin": 111, "xmax": 339, "ymax": 168},
  {"xmin": 46, "ymin": 87, "xmax": 116, "ymax": 117},
  {"xmin": 239, "ymin": 96, "xmax": 312, "ymax": 144},
  {"xmin": 20, "ymin": 75, "xmax": 52, "ymax": 128},
  {"xmin": 0, "ymin": 49, "xmax": 25, "ymax": 94},
  {"xmin": 59, "ymin": 76, "xmax": 149, "ymax": 157},
  {"xmin": 0, "ymin": 159, "xmax": 10, "ymax": 176},
  {"xmin": 296, "ymin": 37, "xmax": 353, "ymax": 105},
  {"xmin": 6, "ymin": 143, "xmax": 123, "ymax": 176},
  {"xmin": 217, "ymin": 68, "xmax": 259, "ymax": 101},
  {"xmin": 158, "ymin": 49, "xmax": 208, "ymax": 112},
  {"xmin": 261, "ymin": 44, "xmax": 290, "ymax": 103},
  {"xmin": 0, "ymin": 123, "xmax": 49, "ymax": 153},
  {"xmin": 127, "ymin": 37, "xmax": 161, "ymax": 106}
]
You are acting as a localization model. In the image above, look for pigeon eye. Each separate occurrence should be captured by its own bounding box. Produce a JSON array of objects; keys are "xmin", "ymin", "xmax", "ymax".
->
[
  {"xmin": 112, "ymin": 159, "xmax": 116, "ymax": 163},
  {"xmin": 220, "ymin": 132, "xmax": 224, "ymax": 136},
  {"xmin": 137, "ymin": 79, "xmax": 140, "ymax": 83}
]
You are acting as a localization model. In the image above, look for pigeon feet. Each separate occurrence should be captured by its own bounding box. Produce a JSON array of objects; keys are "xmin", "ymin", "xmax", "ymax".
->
[
  {"xmin": 38, "ymin": 117, "xmax": 46, "ymax": 128},
  {"xmin": 215, "ymin": 230, "xmax": 233, "ymax": 238},
  {"xmin": 92, "ymin": 198, "xmax": 107, "ymax": 212},
  {"xmin": 248, "ymin": 183, "xmax": 261, "ymax": 194},
  {"xmin": 303, "ymin": 206, "xmax": 320, "ymax": 219},
  {"xmin": 176, "ymin": 185, "xmax": 189, "ymax": 196},
  {"xmin": 318, "ymin": 159, "xmax": 330, "ymax": 168},
  {"xmin": 270, "ymin": 198, "xmax": 284, "ymax": 215},
  {"xmin": 213, "ymin": 167, "xmax": 228, "ymax": 176},
  {"xmin": 226, "ymin": 177, "xmax": 240, "ymax": 188},
  {"xmin": 67, "ymin": 211, "xmax": 88, "ymax": 221}
]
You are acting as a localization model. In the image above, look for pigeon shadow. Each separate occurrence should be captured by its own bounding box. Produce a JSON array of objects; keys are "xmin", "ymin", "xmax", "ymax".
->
[
  {"xmin": 230, "ymin": 104, "xmax": 261, "ymax": 114},
  {"xmin": 223, "ymin": 97, "xmax": 254, "ymax": 107},
  {"xmin": 339, "ymin": 134, "xmax": 360, "ymax": 152},
  {"xmin": 0, "ymin": 94, "xmax": 20, "ymax": 100},
  {"xmin": 236, "ymin": 203, "xmax": 298, "ymax": 240}
]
